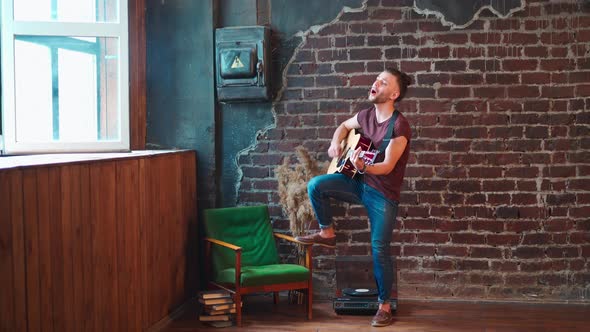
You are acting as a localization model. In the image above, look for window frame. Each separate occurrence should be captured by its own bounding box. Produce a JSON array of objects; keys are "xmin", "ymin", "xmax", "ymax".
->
[{"xmin": 1, "ymin": 0, "xmax": 130, "ymax": 154}]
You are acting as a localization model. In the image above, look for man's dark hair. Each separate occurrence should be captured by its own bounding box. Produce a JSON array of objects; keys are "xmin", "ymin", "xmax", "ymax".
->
[{"xmin": 385, "ymin": 67, "xmax": 412, "ymax": 102}]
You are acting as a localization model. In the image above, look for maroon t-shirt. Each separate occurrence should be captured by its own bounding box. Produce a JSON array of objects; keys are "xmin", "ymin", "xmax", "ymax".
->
[{"xmin": 356, "ymin": 107, "xmax": 411, "ymax": 202}]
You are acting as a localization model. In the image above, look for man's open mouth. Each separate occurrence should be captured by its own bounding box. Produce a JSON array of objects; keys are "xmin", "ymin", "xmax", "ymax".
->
[{"xmin": 370, "ymin": 88, "xmax": 377, "ymax": 95}]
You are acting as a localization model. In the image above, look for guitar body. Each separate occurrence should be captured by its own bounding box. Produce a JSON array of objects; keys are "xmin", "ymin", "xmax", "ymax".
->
[{"xmin": 327, "ymin": 129, "xmax": 373, "ymax": 178}]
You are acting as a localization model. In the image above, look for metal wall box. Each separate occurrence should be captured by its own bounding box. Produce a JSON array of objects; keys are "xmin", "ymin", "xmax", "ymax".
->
[{"xmin": 215, "ymin": 26, "xmax": 271, "ymax": 102}]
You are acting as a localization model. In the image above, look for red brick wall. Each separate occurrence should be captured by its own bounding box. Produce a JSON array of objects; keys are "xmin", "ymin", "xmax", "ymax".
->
[{"xmin": 238, "ymin": 0, "xmax": 590, "ymax": 301}]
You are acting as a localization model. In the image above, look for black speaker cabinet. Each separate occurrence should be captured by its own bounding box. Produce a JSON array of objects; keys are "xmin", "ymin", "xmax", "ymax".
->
[{"xmin": 215, "ymin": 26, "xmax": 270, "ymax": 102}]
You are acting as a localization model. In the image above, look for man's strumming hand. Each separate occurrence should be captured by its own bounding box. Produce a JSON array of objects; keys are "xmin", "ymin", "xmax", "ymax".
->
[{"xmin": 328, "ymin": 141, "xmax": 342, "ymax": 158}]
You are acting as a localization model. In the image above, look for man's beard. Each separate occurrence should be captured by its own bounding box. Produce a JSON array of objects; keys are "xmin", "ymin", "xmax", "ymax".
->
[{"xmin": 368, "ymin": 93, "xmax": 389, "ymax": 104}]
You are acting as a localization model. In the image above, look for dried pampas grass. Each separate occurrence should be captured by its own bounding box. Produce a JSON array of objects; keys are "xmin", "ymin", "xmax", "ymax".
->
[
  {"xmin": 275, "ymin": 146, "xmax": 327, "ymax": 237},
  {"xmin": 275, "ymin": 146, "xmax": 327, "ymax": 305}
]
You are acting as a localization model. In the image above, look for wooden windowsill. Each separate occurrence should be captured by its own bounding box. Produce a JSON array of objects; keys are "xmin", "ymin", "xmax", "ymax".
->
[{"xmin": 0, "ymin": 150, "xmax": 192, "ymax": 170}]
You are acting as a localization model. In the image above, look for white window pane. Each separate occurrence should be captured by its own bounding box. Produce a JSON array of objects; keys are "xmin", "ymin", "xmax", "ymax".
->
[
  {"xmin": 13, "ymin": 0, "xmax": 52, "ymax": 21},
  {"xmin": 13, "ymin": 36, "xmax": 120, "ymax": 143},
  {"xmin": 14, "ymin": 40, "xmax": 53, "ymax": 142},
  {"xmin": 58, "ymin": 49, "xmax": 98, "ymax": 141},
  {"xmin": 14, "ymin": 0, "xmax": 118, "ymax": 23}
]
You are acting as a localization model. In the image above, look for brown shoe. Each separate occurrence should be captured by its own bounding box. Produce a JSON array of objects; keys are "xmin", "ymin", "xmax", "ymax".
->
[
  {"xmin": 294, "ymin": 233, "xmax": 336, "ymax": 248},
  {"xmin": 371, "ymin": 309, "xmax": 393, "ymax": 327}
]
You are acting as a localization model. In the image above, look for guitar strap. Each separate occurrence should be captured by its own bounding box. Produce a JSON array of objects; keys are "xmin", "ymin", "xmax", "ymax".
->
[{"xmin": 378, "ymin": 110, "xmax": 399, "ymax": 154}]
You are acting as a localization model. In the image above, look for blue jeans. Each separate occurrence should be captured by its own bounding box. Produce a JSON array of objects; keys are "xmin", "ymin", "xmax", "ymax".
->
[{"xmin": 307, "ymin": 173, "xmax": 398, "ymax": 304}]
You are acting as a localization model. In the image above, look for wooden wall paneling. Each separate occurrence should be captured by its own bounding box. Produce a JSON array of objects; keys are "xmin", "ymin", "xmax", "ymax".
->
[
  {"xmin": 0, "ymin": 172, "xmax": 12, "ymax": 332},
  {"xmin": 155, "ymin": 155, "xmax": 170, "ymax": 320},
  {"xmin": 64, "ymin": 165, "xmax": 85, "ymax": 331},
  {"xmin": 90, "ymin": 162, "xmax": 119, "ymax": 331},
  {"xmin": 181, "ymin": 153, "xmax": 197, "ymax": 299},
  {"xmin": 163, "ymin": 155, "xmax": 174, "ymax": 317},
  {"xmin": 116, "ymin": 159, "xmax": 142, "ymax": 331},
  {"xmin": 139, "ymin": 157, "xmax": 150, "ymax": 329},
  {"xmin": 171, "ymin": 154, "xmax": 184, "ymax": 310},
  {"xmin": 164, "ymin": 155, "xmax": 178, "ymax": 309},
  {"xmin": 154, "ymin": 156, "xmax": 164, "ymax": 324},
  {"xmin": 79, "ymin": 164, "xmax": 95, "ymax": 331},
  {"xmin": 0, "ymin": 172, "xmax": 11, "ymax": 332},
  {"xmin": 60, "ymin": 165, "xmax": 75, "ymax": 332},
  {"xmin": 0, "ymin": 170, "xmax": 25, "ymax": 331},
  {"xmin": 151, "ymin": 156, "xmax": 165, "ymax": 318},
  {"xmin": 89, "ymin": 163, "xmax": 103, "ymax": 331},
  {"xmin": 23, "ymin": 169, "xmax": 41, "ymax": 332},
  {"xmin": 164, "ymin": 156, "xmax": 175, "ymax": 310},
  {"xmin": 146, "ymin": 155, "xmax": 158, "ymax": 327},
  {"xmin": 191, "ymin": 153, "xmax": 198, "ymax": 294},
  {"xmin": 35, "ymin": 168, "xmax": 55, "ymax": 332},
  {"xmin": 177, "ymin": 154, "xmax": 188, "ymax": 305},
  {"xmin": 181, "ymin": 152, "xmax": 198, "ymax": 299},
  {"xmin": 47, "ymin": 167, "xmax": 66, "ymax": 332},
  {"xmin": 142, "ymin": 156, "xmax": 161, "ymax": 328},
  {"xmin": 1, "ymin": 151, "xmax": 196, "ymax": 331},
  {"xmin": 137, "ymin": 152, "xmax": 195, "ymax": 328},
  {"xmin": 170, "ymin": 154, "xmax": 185, "ymax": 308},
  {"xmin": 0, "ymin": 170, "xmax": 14, "ymax": 331},
  {"xmin": 132, "ymin": 159, "xmax": 144, "ymax": 330},
  {"xmin": 0, "ymin": 171, "xmax": 12, "ymax": 330},
  {"xmin": 10, "ymin": 170, "xmax": 26, "ymax": 332}
]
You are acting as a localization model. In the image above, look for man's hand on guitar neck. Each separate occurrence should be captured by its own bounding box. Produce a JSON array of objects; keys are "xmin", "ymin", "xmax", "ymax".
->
[{"xmin": 350, "ymin": 147, "xmax": 367, "ymax": 173}]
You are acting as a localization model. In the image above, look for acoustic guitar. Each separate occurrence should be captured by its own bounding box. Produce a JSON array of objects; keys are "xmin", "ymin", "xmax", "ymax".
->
[{"xmin": 327, "ymin": 129, "xmax": 376, "ymax": 178}]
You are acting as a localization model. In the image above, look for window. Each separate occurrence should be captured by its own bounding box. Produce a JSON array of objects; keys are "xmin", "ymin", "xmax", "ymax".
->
[{"xmin": 1, "ymin": 0, "xmax": 129, "ymax": 154}]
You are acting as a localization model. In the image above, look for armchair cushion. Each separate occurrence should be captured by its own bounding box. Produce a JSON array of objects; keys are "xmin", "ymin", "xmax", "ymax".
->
[
  {"xmin": 204, "ymin": 205, "xmax": 280, "ymax": 274},
  {"xmin": 216, "ymin": 264, "xmax": 310, "ymax": 287}
]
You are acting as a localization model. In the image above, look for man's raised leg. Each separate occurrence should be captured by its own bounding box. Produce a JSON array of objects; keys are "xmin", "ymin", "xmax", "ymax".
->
[{"xmin": 295, "ymin": 173, "xmax": 362, "ymax": 247}]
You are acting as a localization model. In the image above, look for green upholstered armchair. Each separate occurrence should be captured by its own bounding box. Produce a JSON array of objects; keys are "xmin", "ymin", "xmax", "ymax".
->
[{"xmin": 203, "ymin": 205, "xmax": 313, "ymax": 327}]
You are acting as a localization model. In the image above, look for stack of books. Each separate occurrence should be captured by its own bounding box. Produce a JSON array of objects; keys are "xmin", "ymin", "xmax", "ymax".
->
[{"xmin": 198, "ymin": 290, "xmax": 236, "ymax": 328}]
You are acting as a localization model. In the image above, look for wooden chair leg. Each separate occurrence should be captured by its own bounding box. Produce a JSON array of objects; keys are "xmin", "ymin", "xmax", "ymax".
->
[
  {"xmin": 307, "ymin": 289, "xmax": 313, "ymax": 320},
  {"xmin": 273, "ymin": 291, "xmax": 279, "ymax": 304},
  {"xmin": 236, "ymin": 294, "xmax": 242, "ymax": 327}
]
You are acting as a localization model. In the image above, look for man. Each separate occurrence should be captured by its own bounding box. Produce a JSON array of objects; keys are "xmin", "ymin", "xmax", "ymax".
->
[{"xmin": 295, "ymin": 67, "xmax": 412, "ymax": 327}]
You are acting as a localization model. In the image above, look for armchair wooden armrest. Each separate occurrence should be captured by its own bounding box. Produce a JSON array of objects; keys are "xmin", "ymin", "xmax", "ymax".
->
[
  {"xmin": 273, "ymin": 232, "xmax": 312, "ymax": 247},
  {"xmin": 204, "ymin": 237, "xmax": 242, "ymax": 251}
]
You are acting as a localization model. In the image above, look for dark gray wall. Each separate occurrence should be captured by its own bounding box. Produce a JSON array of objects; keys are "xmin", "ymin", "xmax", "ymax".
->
[
  {"xmin": 217, "ymin": 0, "xmax": 273, "ymax": 207},
  {"xmin": 218, "ymin": 0, "xmax": 258, "ymax": 27},
  {"xmin": 146, "ymin": 0, "xmax": 216, "ymax": 209}
]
